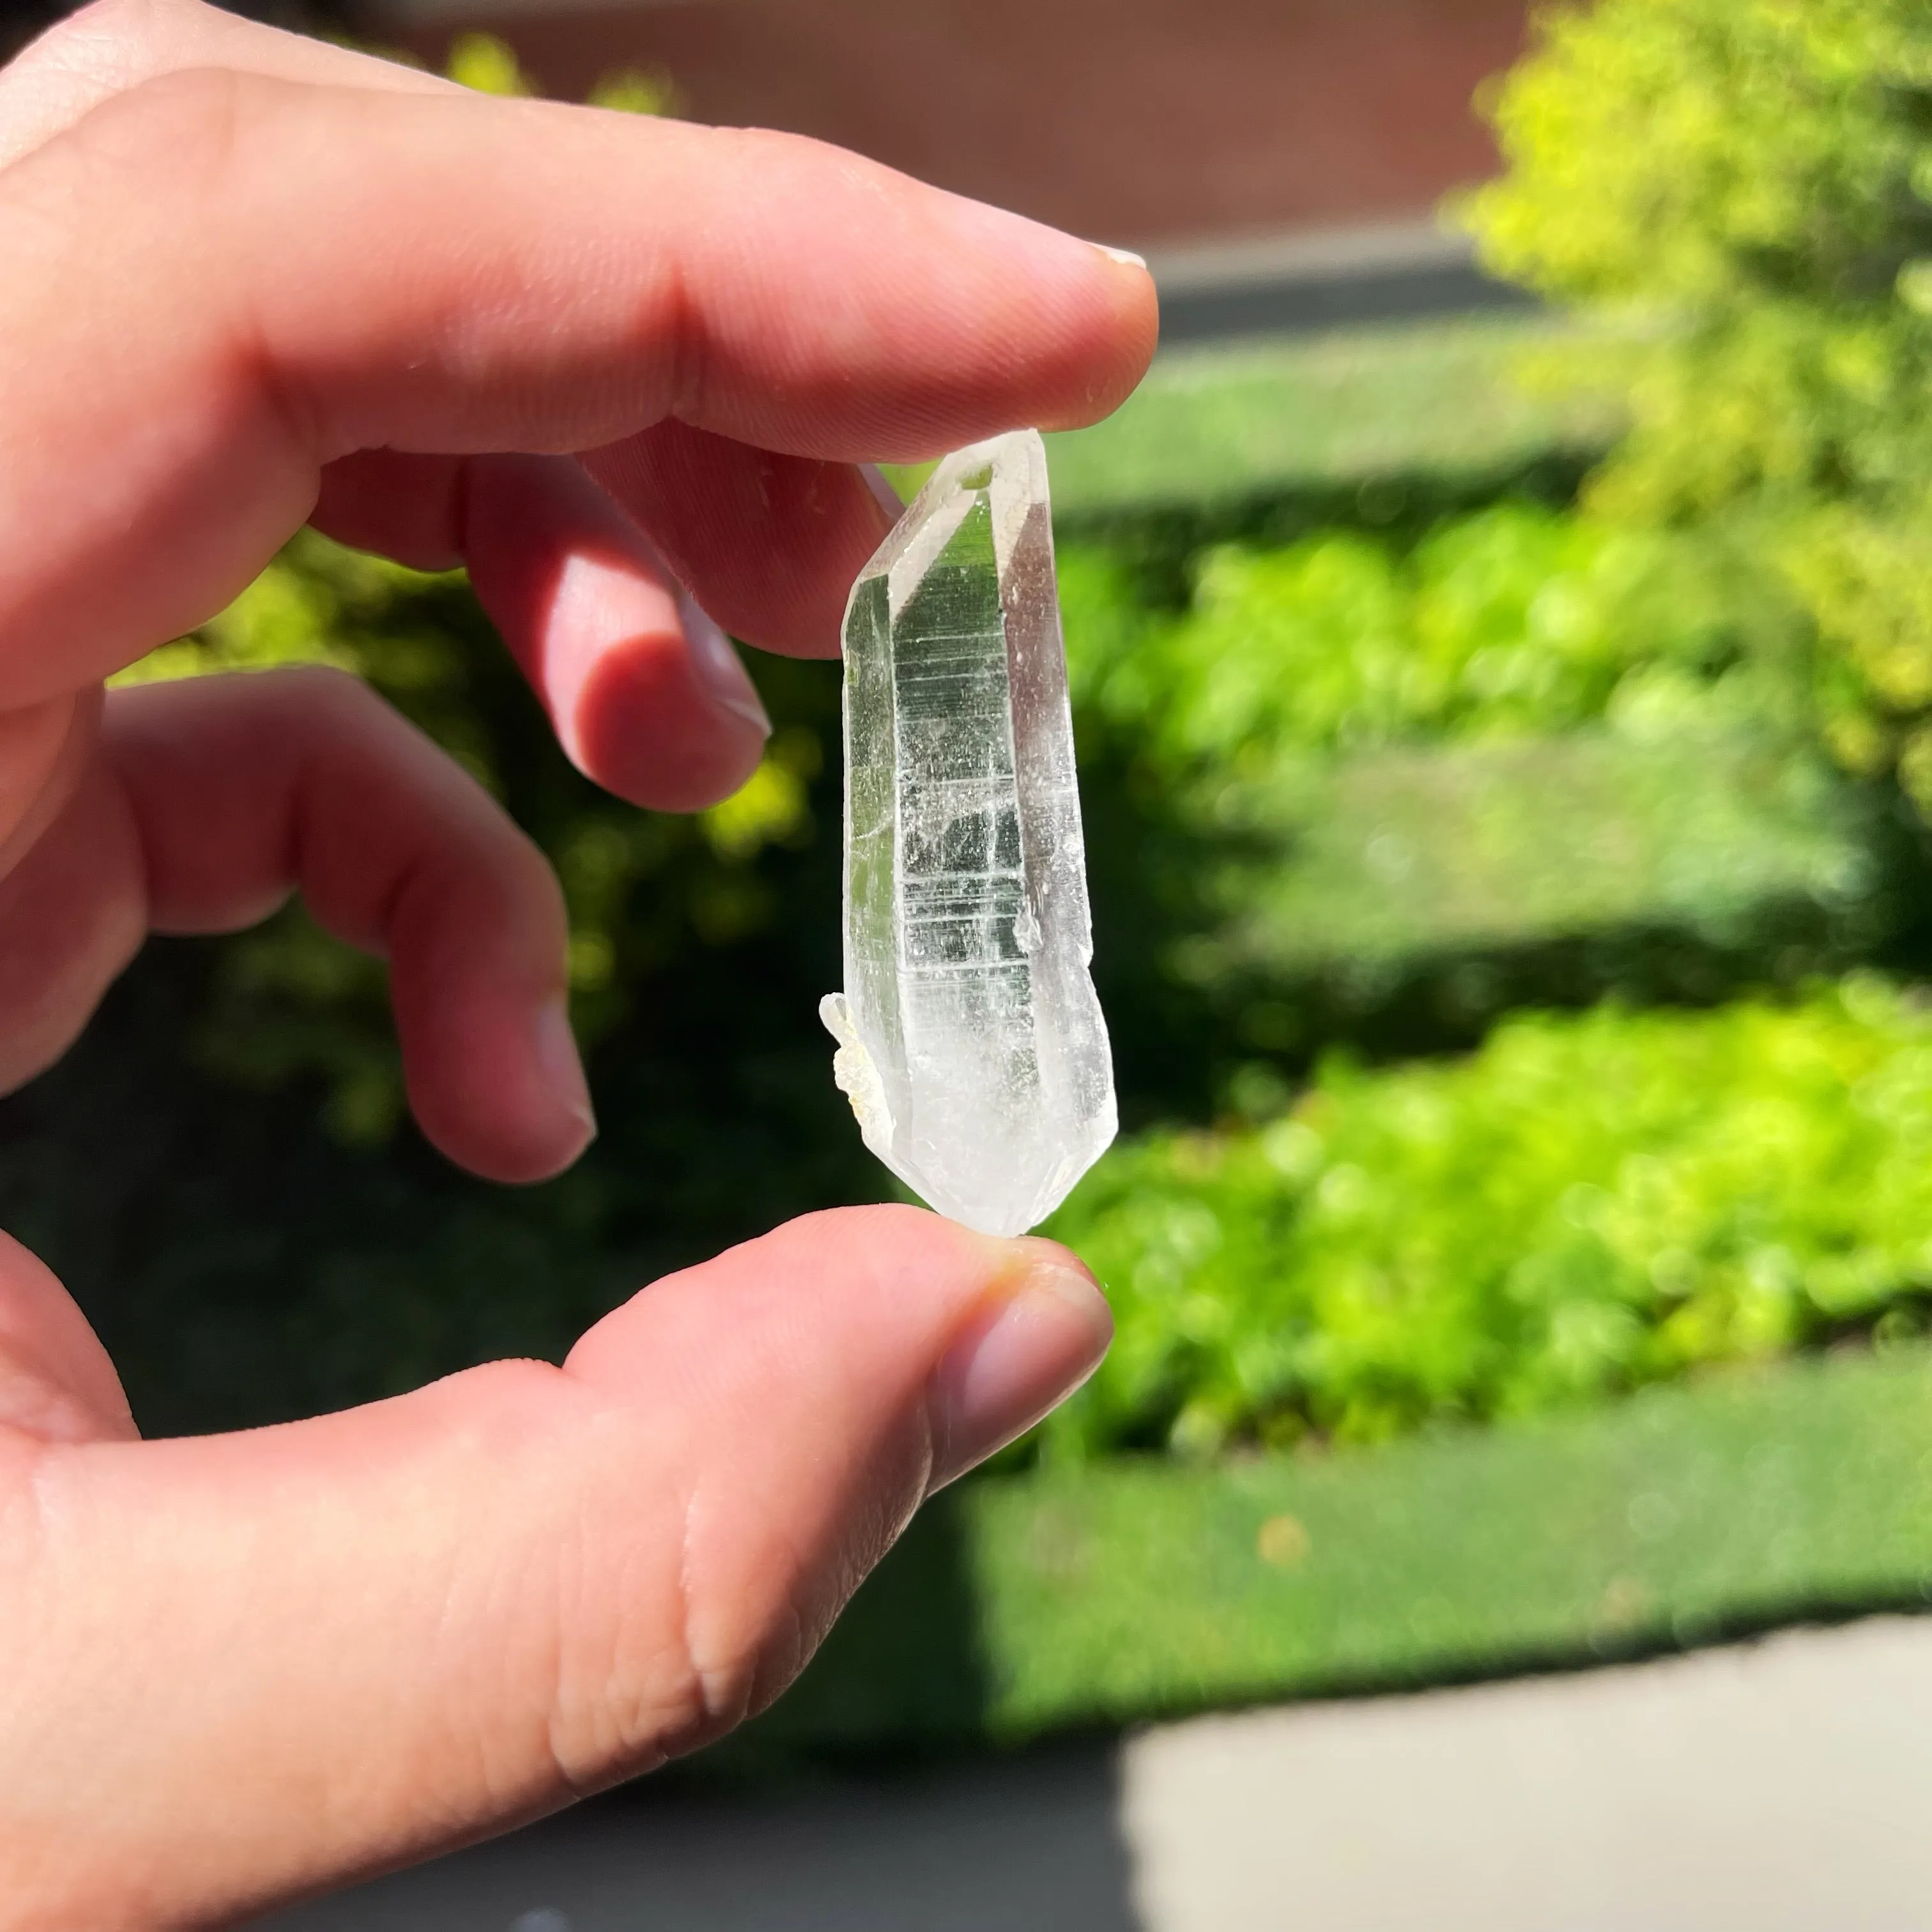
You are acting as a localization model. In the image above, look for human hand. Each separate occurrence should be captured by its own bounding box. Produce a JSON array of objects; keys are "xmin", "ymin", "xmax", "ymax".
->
[{"xmin": 0, "ymin": 3, "xmax": 1155, "ymax": 1921}]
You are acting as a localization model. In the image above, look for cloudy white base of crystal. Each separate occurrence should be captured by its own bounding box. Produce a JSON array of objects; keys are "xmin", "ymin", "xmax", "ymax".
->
[{"xmin": 821, "ymin": 430, "xmax": 1117, "ymax": 1238}]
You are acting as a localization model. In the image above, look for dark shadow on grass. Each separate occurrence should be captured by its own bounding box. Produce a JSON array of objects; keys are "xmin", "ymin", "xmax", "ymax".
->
[{"xmin": 1055, "ymin": 450, "xmax": 1606, "ymax": 595}]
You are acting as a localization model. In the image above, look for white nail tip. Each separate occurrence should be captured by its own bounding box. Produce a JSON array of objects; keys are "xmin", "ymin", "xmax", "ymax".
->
[
  {"xmin": 683, "ymin": 593, "xmax": 771, "ymax": 738},
  {"xmin": 861, "ymin": 462, "xmax": 908, "ymax": 519}
]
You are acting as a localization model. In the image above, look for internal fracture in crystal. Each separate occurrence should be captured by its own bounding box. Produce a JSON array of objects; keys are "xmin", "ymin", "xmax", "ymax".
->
[{"xmin": 821, "ymin": 430, "xmax": 1117, "ymax": 1237}]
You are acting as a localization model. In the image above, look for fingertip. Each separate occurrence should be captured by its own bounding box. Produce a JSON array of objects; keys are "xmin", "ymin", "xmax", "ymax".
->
[
  {"xmin": 1005, "ymin": 1232, "xmax": 1108, "ymax": 1303},
  {"xmin": 394, "ymin": 933, "xmax": 595, "ymax": 1184},
  {"xmin": 530, "ymin": 993, "xmax": 598, "ymax": 1153},
  {"xmin": 461, "ymin": 452, "xmax": 774, "ymax": 809},
  {"xmin": 406, "ymin": 1007, "xmax": 596, "ymax": 1186},
  {"xmin": 565, "ymin": 613, "xmax": 770, "ymax": 811},
  {"xmin": 906, "ymin": 194, "xmax": 1160, "ymax": 437},
  {"xmin": 924, "ymin": 1231, "xmax": 1111, "ymax": 1489},
  {"xmin": 677, "ymin": 592, "xmax": 770, "ymax": 740},
  {"xmin": 562, "ymin": 1204, "xmax": 1110, "ymax": 1492},
  {"xmin": 1043, "ymin": 243, "xmax": 1160, "ymax": 431}
]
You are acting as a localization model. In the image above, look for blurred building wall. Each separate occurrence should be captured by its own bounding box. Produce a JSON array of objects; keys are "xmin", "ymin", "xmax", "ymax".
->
[{"xmin": 364, "ymin": 0, "xmax": 1529, "ymax": 250}]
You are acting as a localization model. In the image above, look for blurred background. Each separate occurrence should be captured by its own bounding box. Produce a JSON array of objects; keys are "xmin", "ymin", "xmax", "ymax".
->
[{"xmin": 12, "ymin": 0, "xmax": 1932, "ymax": 1924}]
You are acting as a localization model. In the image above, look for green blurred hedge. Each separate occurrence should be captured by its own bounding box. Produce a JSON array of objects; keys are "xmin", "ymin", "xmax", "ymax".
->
[{"xmin": 1063, "ymin": 502, "xmax": 1772, "ymax": 762}]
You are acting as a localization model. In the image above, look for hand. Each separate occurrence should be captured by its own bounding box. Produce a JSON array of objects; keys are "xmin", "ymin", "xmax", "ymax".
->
[{"xmin": 0, "ymin": 4, "xmax": 1154, "ymax": 1922}]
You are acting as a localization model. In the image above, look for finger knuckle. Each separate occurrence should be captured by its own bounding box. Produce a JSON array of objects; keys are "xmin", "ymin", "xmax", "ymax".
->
[
  {"xmin": 557, "ymin": 1583, "xmax": 751, "ymax": 1786},
  {"xmin": 263, "ymin": 659, "xmax": 369, "ymax": 713},
  {"xmin": 75, "ymin": 63, "xmax": 246, "ymax": 178},
  {"xmin": 24, "ymin": 0, "xmax": 210, "ymax": 63},
  {"xmin": 0, "ymin": 71, "xmax": 224, "ymax": 255},
  {"xmin": 535, "ymin": 1499, "xmax": 778, "ymax": 1793},
  {"xmin": 17, "ymin": 61, "xmax": 289, "ymax": 226}
]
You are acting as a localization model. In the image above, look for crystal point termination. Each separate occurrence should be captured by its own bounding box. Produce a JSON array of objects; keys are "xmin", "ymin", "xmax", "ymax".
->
[{"xmin": 821, "ymin": 430, "xmax": 1117, "ymax": 1238}]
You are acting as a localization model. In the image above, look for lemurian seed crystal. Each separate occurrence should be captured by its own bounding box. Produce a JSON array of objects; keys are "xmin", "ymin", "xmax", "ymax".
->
[{"xmin": 820, "ymin": 431, "xmax": 1117, "ymax": 1237}]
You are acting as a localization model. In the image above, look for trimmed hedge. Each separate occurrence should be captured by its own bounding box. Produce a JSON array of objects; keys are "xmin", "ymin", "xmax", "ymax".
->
[
  {"xmin": 1045, "ymin": 978, "xmax": 1932, "ymax": 1457},
  {"xmin": 1061, "ymin": 499, "xmax": 1796, "ymax": 785}
]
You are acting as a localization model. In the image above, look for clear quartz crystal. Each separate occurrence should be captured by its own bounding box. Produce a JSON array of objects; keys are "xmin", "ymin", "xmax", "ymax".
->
[{"xmin": 820, "ymin": 430, "xmax": 1117, "ymax": 1238}]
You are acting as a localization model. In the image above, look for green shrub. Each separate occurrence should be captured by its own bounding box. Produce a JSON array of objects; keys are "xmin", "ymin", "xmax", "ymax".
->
[
  {"xmin": 1044, "ymin": 978, "xmax": 1932, "ymax": 1459},
  {"xmin": 1062, "ymin": 500, "xmax": 1791, "ymax": 788},
  {"xmin": 1464, "ymin": 0, "xmax": 1932, "ymax": 807}
]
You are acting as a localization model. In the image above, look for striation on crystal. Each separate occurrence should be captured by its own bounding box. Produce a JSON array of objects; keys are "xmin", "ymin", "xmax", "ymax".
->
[{"xmin": 820, "ymin": 429, "xmax": 1117, "ymax": 1237}]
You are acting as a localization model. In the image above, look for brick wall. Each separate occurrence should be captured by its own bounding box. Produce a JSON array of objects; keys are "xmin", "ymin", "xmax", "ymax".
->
[{"xmin": 381, "ymin": 0, "xmax": 1531, "ymax": 249}]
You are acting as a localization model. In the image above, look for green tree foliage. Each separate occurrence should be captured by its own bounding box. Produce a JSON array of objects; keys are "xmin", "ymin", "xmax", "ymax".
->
[
  {"xmin": 1021, "ymin": 0, "xmax": 1932, "ymax": 1469},
  {"xmin": 1463, "ymin": 0, "xmax": 1932, "ymax": 805},
  {"xmin": 1045, "ymin": 978, "xmax": 1932, "ymax": 1460},
  {"xmin": 443, "ymin": 29, "xmax": 682, "ymax": 117}
]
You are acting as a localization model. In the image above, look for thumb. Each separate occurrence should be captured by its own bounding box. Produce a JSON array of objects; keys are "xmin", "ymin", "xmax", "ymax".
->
[{"xmin": 1, "ymin": 1206, "xmax": 1110, "ymax": 1930}]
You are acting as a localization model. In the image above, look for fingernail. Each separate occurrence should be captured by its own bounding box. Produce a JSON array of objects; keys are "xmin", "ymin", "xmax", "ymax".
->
[
  {"xmin": 682, "ymin": 592, "xmax": 771, "ymax": 739},
  {"xmin": 930, "ymin": 1246, "xmax": 1112, "ymax": 1489},
  {"xmin": 534, "ymin": 997, "xmax": 597, "ymax": 1144},
  {"xmin": 1093, "ymin": 243, "xmax": 1149, "ymax": 270},
  {"xmin": 860, "ymin": 462, "xmax": 907, "ymax": 521}
]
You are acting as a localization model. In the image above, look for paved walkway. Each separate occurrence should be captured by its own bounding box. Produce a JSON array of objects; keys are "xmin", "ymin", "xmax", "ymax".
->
[{"xmin": 263, "ymin": 1614, "xmax": 1932, "ymax": 1932}]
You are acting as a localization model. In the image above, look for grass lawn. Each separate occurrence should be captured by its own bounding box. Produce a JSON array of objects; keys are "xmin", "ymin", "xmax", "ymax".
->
[
  {"xmin": 721, "ymin": 1345, "xmax": 1932, "ymax": 1767},
  {"xmin": 1048, "ymin": 316, "xmax": 1621, "ymax": 516},
  {"xmin": 882, "ymin": 314, "xmax": 1622, "ymax": 520},
  {"xmin": 1206, "ymin": 726, "xmax": 1877, "ymax": 979}
]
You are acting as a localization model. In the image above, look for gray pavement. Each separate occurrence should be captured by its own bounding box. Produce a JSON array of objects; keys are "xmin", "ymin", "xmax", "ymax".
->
[{"xmin": 266, "ymin": 1613, "xmax": 1932, "ymax": 1931}]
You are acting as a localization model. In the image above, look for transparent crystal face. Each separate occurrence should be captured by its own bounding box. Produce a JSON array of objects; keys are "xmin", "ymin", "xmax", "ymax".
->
[{"xmin": 822, "ymin": 430, "xmax": 1117, "ymax": 1236}]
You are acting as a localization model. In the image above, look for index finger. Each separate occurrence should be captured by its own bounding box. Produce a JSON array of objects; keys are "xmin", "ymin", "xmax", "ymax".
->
[{"xmin": 0, "ymin": 69, "xmax": 1156, "ymax": 705}]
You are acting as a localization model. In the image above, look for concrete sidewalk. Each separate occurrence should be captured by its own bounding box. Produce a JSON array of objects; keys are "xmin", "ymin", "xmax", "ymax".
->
[{"xmin": 263, "ymin": 1614, "xmax": 1932, "ymax": 1932}]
